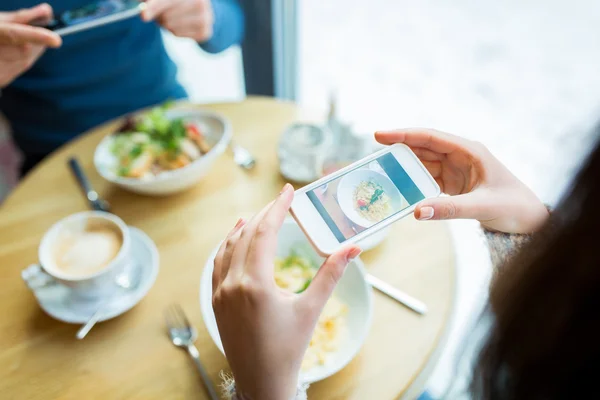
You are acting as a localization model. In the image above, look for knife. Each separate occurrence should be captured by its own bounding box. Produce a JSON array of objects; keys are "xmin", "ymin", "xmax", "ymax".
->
[{"xmin": 68, "ymin": 157, "xmax": 111, "ymax": 212}]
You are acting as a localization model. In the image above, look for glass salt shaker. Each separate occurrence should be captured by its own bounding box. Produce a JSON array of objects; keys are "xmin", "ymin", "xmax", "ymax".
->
[{"xmin": 278, "ymin": 123, "xmax": 332, "ymax": 184}]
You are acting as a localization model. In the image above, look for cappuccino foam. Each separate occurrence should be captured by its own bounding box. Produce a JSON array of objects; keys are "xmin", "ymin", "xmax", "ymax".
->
[{"xmin": 53, "ymin": 220, "xmax": 122, "ymax": 277}]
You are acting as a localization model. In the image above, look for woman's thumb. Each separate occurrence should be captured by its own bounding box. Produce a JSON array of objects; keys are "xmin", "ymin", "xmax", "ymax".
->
[
  {"xmin": 302, "ymin": 246, "xmax": 361, "ymax": 308},
  {"xmin": 415, "ymin": 193, "xmax": 482, "ymax": 221}
]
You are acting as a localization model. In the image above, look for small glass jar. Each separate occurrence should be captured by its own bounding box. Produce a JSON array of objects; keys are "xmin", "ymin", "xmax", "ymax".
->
[
  {"xmin": 321, "ymin": 129, "xmax": 370, "ymax": 177},
  {"xmin": 278, "ymin": 123, "xmax": 332, "ymax": 184}
]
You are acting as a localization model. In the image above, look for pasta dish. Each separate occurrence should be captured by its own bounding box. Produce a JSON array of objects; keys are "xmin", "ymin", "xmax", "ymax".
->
[
  {"xmin": 353, "ymin": 179, "xmax": 392, "ymax": 222},
  {"xmin": 274, "ymin": 249, "xmax": 347, "ymax": 371}
]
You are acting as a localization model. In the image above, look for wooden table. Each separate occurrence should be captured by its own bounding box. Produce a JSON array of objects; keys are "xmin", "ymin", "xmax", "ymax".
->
[{"xmin": 0, "ymin": 97, "xmax": 456, "ymax": 399}]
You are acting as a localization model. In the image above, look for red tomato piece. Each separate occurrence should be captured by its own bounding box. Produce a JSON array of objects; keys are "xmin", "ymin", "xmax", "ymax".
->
[{"xmin": 186, "ymin": 124, "xmax": 202, "ymax": 138}]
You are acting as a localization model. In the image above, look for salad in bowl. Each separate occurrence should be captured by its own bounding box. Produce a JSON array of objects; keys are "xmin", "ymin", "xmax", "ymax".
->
[
  {"xmin": 110, "ymin": 105, "xmax": 213, "ymax": 178},
  {"xmin": 94, "ymin": 103, "xmax": 231, "ymax": 195}
]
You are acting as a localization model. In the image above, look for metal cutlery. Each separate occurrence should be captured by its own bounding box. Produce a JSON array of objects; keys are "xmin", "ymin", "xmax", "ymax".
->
[
  {"xmin": 166, "ymin": 304, "xmax": 219, "ymax": 400},
  {"xmin": 75, "ymin": 266, "xmax": 143, "ymax": 339},
  {"xmin": 229, "ymin": 141, "xmax": 256, "ymax": 170},
  {"xmin": 366, "ymin": 273, "xmax": 428, "ymax": 315},
  {"xmin": 68, "ymin": 157, "xmax": 111, "ymax": 212}
]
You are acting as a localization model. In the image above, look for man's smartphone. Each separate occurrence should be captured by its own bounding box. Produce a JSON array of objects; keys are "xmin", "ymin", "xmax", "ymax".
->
[
  {"xmin": 39, "ymin": 0, "xmax": 145, "ymax": 36},
  {"xmin": 290, "ymin": 144, "xmax": 440, "ymax": 256}
]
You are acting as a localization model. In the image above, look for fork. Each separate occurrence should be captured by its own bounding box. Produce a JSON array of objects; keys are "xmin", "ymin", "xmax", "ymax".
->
[{"xmin": 165, "ymin": 304, "xmax": 219, "ymax": 400}]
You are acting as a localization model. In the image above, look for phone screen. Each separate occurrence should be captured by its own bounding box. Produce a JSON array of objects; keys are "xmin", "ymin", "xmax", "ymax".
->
[
  {"xmin": 45, "ymin": 0, "xmax": 141, "ymax": 32},
  {"xmin": 306, "ymin": 152, "xmax": 425, "ymax": 242}
]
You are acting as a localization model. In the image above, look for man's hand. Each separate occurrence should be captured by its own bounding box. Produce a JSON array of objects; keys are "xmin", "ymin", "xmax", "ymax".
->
[
  {"xmin": 0, "ymin": 3, "xmax": 62, "ymax": 88},
  {"xmin": 142, "ymin": 0, "xmax": 214, "ymax": 43}
]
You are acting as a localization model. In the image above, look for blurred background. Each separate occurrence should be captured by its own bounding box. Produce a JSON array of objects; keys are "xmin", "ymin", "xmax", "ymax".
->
[
  {"xmin": 175, "ymin": 0, "xmax": 600, "ymax": 207},
  {"xmin": 2, "ymin": 0, "xmax": 600, "ymax": 395},
  {"xmin": 4, "ymin": 0, "xmax": 600, "ymax": 205}
]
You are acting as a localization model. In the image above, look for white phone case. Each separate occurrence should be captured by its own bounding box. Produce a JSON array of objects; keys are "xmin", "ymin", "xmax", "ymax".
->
[{"xmin": 290, "ymin": 144, "xmax": 440, "ymax": 256}]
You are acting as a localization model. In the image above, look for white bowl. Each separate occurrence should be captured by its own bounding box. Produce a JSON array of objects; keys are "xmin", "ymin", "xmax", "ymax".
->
[
  {"xmin": 337, "ymin": 169, "xmax": 405, "ymax": 228},
  {"xmin": 199, "ymin": 218, "xmax": 373, "ymax": 384},
  {"xmin": 94, "ymin": 108, "xmax": 231, "ymax": 196}
]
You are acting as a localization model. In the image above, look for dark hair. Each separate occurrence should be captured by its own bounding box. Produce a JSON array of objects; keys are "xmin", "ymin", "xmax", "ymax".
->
[{"xmin": 470, "ymin": 137, "xmax": 600, "ymax": 399}]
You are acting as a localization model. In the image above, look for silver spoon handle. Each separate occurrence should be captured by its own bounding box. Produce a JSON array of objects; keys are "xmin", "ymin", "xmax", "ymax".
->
[
  {"xmin": 229, "ymin": 142, "xmax": 256, "ymax": 170},
  {"xmin": 76, "ymin": 305, "xmax": 106, "ymax": 340},
  {"xmin": 187, "ymin": 344, "xmax": 219, "ymax": 400},
  {"xmin": 366, "ymin": 273, "xmax": 428, "ymax": 315}
]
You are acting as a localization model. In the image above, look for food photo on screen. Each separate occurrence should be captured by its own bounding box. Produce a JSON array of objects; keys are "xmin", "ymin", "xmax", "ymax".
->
[{"xmin": 306, "ymin": 153, "xmax": 425, "ymax": 242}]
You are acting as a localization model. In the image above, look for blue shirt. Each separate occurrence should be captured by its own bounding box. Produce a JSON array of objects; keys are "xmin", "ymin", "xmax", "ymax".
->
[{"xmin": 0, "ymin": 0, "xmax": 244, "ymax": 155}]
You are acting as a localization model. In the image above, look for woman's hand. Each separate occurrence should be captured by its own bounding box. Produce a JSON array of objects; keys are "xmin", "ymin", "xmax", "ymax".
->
[
  {"xmin": 375, "ymin": 128, "xmax": 549, "ymax": 233},
  {"xmin": 212, "ymin": 184, "xmax": 361, "ymax": 400},
  {"xmin": 142, "ymin": 0, "xmax": 214, "ymax": 42},
  {"xmin": 0, "ymin": 4, "xmax": 61, "ymax": 88}
]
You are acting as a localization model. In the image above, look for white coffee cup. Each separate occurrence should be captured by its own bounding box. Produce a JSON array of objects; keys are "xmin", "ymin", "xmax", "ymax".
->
[{"xmin": 33, "ymin": 211, "xmax": 132, "ymax": 299}]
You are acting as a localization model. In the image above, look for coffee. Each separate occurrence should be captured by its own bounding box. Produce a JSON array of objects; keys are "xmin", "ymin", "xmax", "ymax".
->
[{"xmin": 52, "ymin": 219, "xmax": 123, "ymax": 277}]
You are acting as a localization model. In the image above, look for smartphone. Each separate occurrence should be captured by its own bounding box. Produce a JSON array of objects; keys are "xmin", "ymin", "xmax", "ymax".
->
[
  {"xmin": 40, "ymin": 0, "xmax": 145, "ymax": 36},
  {"xmin": 290, "ymin": 144, "xmax": 440, "ymax": 256}
]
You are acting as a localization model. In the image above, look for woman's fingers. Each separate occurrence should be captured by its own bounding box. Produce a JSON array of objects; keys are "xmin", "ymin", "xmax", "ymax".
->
[
  {"xmin": 415, "ymin": 188, "xmax": 549, "ymax": 233},
  {"xmin": 245, "ymin": 184, "xmax": 295, "ymax": 277},
  {"xmin": 415, "ymin": 194, "xmax": 473, "ymax": 221},
  {"xmin": 301, "ymin": 246, "xmax": 361, "ymax": 311},
  {"xmin": 219, "ymin": 218, "xmax": 246, "ymax": 280},
  {"xmin": 212, "ymin": 218, "xmax": 245, "ymax": 292},
  {"xmin": 411, "ymin": 147, "xmax": 444, "ymax": 161},
  {"xmin": 212, "ymin": 243, "xmax": 227, "ymax": 293},
  {"xmin": 414, "ymin": 191, "xmax": 491, "ymax": 221},
  {"xmin": 421, "ymin": 160, "xmax": 442, "ymax": 178},
  {"xmin": 226, "ymin": 199, "xmax": 276, "ymax": 278},
  {"xmin": 374, "ymin": 128, "xmax": 469, "ymax": 154},
  {"xmin": 227, "ymin": 184, "xmax": 293, "ymax": 279}
]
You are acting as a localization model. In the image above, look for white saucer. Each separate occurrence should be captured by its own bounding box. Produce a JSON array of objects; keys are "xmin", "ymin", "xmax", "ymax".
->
[{"xmin": 31, "ymin": 227, "xmax": 159, "ymax": 324}]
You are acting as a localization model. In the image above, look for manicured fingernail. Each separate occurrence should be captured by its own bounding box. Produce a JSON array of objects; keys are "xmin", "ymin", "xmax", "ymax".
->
[
  {"xmin": 418, "ymin": 206, "xmax": 434, "ymax": 220},
  {"xmin": 230, "ymin": 218, "xmax": 245, "ymax": 235},
  {"xmin": 347, "ymin": 247, "xmax": 362, "ymax": 261},
  {"xmin": 280, "ymin": 183, "xmax": 293, "ymax": 194}
]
